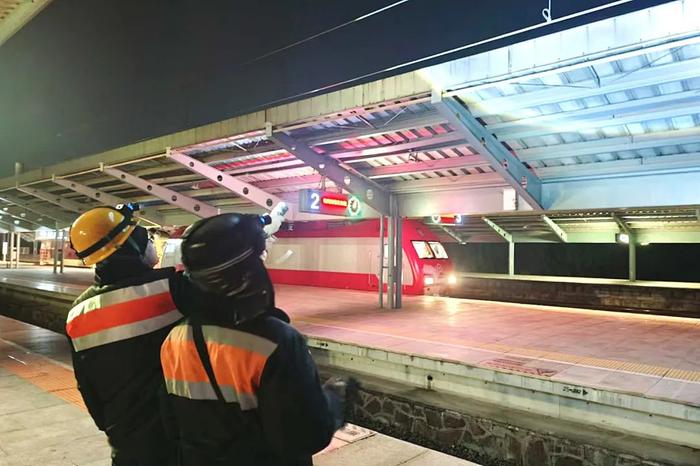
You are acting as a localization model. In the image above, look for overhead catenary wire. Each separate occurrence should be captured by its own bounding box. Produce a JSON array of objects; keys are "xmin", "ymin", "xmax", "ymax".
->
[{"xmin": 238, "ymin": 0, "xmax": 413, "ymax": 66}]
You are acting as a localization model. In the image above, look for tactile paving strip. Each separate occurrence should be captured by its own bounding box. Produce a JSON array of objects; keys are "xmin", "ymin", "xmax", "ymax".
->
[{"xmin": 0, "ymin": 339, "xmax": 86, "ymax": 410}]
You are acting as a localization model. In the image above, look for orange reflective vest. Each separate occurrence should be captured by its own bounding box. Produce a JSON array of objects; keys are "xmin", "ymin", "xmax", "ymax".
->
[
  {"xmin": 161, "ymin": 321, "xmax": 277, "ymax": 410},
  {"xmin": 67, "ymin": 278, "xmax": 183, "ymax": 351}
]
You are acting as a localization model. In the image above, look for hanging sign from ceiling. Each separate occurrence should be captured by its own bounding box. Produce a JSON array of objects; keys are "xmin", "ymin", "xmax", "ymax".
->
[{"xmin": 299, "ymin": 189, "xmax": 362, "ymax": 217}]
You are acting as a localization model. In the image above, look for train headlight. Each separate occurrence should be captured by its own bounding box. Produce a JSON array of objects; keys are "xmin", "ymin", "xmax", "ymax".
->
[
  {"xmin": 424, "ymin": 275, "xmax": 435, "ymax": 286},
  {"xmin": 448, "ymin": 274, "xmax": 457, "ymax": 285}
]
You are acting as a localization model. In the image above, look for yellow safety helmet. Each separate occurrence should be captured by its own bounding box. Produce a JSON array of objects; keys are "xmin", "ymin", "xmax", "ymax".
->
[{"xmin": 69, "ymin": 205, "xmax": 138, "ymax": 266}]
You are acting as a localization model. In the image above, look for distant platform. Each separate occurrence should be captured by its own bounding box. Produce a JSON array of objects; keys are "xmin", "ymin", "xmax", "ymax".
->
[{"xmin": 451, "ymin": 272, "xmax": 700, "ymax": 318}]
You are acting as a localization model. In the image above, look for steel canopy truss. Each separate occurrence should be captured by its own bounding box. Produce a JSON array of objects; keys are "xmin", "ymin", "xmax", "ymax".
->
[
  {"xmin": 432, "ymin": 92, "xmax": 543, "ymax": 210},
  {"xmin": 267, "ymin": 124, "xmax": 392, "ymax": 216},
  {"xmin": 541, "ymin": 215, "xmax": 568, "ymax": 242},
  {"xmin": 167, "ymin": 149, "xmax": 287, "ymax": 216},
  {"xmin": 483, "ymin": 217, "xmax": 515, "ymax": 276},
  {"xmin": 16, "ymin": 185, "xmax": 87, "ymax": 214},
  {"xmin": 51, "ymin": 176, "xmax": 166, "ymax": 226},
  {"xmin": 0, "ymin": 206, "xmax": 53, "ymax": 229},
  {"xmin": 0, "ymin": 216, "xmax": 33, "ymax": 232},
  {"xmin": 0, "ymin": 193, "xmax": 72, "ymax": 226},
  {"xmin": 101, "ymin": 165, "xmax": 220, "ymax": 219}
]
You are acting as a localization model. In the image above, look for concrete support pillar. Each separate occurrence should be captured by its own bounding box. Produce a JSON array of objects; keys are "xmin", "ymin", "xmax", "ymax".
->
[
  {"xmin": 385, "ymin": 196, "xmax": 403, "ymax": 309},
  {"xmin": 7, "ymin": 232, "xmax": 14, "ymax": 269},
  {"xmin": 508, "ymin": 240, "xmax": 515, "ymax": 276},
  {"xmin": 387, "ymin": 212, "xmax": 395, "ymax": 309},
  {"xmin": 14, "ymin": 233, "xmax": 20, "ymax": 268},
  {"xmin": 59, "ymin": 230, "xmax": 65, "ymax": 273},
  {"xmin": 394, "ymin": 199, "xmax": 403, "ymax": 309},
  {"xmin": 629, "ymin": 240, "xmax": 637, "ymax": 282},
  {"xmin": 52, "ymin": 228, "xmax": 59, "ymax": 274}
]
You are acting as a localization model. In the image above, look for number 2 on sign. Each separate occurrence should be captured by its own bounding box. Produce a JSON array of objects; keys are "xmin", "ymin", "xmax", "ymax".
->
[{"xmin": 310, "ymin": 192, "xmax": 320, "ymax": 210}]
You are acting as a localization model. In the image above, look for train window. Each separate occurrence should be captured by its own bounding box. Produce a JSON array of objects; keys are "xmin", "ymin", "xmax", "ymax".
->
[
  {"xmin": 411, "ymin": 241, "xmax": 434, "ymax": 259},
  {"xmin": 428, "ymin": 241, "xmax": 449, "ymax": 259}
]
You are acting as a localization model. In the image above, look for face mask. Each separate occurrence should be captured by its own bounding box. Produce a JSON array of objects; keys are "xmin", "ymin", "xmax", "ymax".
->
[{"xmin": 143, "ymin": 241, "xmax": 159, "ymax": 268}]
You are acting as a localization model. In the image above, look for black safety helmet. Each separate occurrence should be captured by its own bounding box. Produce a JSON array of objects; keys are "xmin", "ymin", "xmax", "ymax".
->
[{"xmin": 181, "ymin": 213, "xmax": 272, "ymax": 297}]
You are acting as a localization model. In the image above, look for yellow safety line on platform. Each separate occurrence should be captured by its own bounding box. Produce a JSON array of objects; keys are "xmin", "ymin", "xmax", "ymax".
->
[
  {"xmin": 295, "ymin": 315, "xmax": 700, "ymax": 384},
  {"xmin": 0, "ymin": 339, "xmax": 85, "ymax": 410}
]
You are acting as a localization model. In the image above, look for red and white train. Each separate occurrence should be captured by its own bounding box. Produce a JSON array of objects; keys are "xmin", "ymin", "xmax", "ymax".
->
[
  {"xmin": 161, "ymin": 219, "xmax": 455, "ymax": 296},
  {"xmin": 266, "ymin": 219, "xmax": 455, "ymax": 295}
]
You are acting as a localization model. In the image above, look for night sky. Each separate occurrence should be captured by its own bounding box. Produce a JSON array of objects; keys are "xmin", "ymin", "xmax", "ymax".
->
[{"xmin": 0, "ymin": 0, "xmax": 672, "ymax": 177}]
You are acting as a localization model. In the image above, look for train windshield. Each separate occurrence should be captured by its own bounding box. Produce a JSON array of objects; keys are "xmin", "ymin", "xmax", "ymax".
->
[
  {"xmin": 411, "ymin": 241, "xmax": 434, "ymax": 259},
  {"xmin": 428, "ymin": 241, "xmax": 449, "ymax": 259}
]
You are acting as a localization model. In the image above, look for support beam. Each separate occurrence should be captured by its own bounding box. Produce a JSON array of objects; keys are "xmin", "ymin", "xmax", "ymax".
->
[
  {"xmin": 267, "ymin": 124, "xmax": 391, "ymax": 216},
  {"xmin": 437, "ymin": 224, "xmax": 468, "ymax": 244},
  {"xmin": 0, "ymin": 193, "xmax": 72, "ymax": 225},
  {"xmin": 541, "ymin": 215, "xmax": 568, "ymax": 242},
  {"xmin": 466, "ymin": 56, "xmax": 700, "ymax": 118},
  {"xmin": 432, "ymin": 92, "xmax": 542, "ymax": 209},
  {"xmin": 0, "ymin": 206, "xmax": 53, "ymax": 229},
  {"xmin": 52, "ymin": 176, "xmax": 166, "ymax": 226},
  {"xmin": 167, "ymin": 149, "xmax": 288, "ymax": 216},
  {"xmin": 101, "ymin": 165, "xmax": 220, "ymax": 218},
  {"xmin": 0, "ymin": 0, "xmax": 52, "ymax": 47},
  {"xmin": 520, "ymin": 126, "xmax": 700, "ymax": 163},
  {"xmin": 16, "ymin": 185, "xmax": 87, "ymax": 214},
  {"xmin": 367, "ymin": 155, "xmax": 485, "ymax": 179},
  {"xmin": 482, "ymin": 217, "xmax": 513, "ymax": 243},
  {"xmin": 483, "ymin": 217, "xmax": 515, "ymax": 276}
]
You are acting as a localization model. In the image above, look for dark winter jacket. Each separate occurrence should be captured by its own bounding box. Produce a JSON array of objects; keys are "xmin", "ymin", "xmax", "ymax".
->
[
  {"xmin": 66, "ymin": 263, "xmax": 187, "ymax": 463},
  {"xmin": 160, "ymin": 286, "xmax": 343, "ymax": 466}
]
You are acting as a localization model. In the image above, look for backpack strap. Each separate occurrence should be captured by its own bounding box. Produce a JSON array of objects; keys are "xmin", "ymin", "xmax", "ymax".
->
[{"xmin": 191, "ymin": 321, "xmax": 227, "ymax": 403}]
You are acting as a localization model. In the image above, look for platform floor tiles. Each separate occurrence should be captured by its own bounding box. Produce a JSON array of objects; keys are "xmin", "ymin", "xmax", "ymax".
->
[
  {"xmin": 1, "ymin": 266, "xmax": 699, "ymax": 406},
  {"xmin": 0, "ymin": 316, "xmax": 475, "ymax": 466}
]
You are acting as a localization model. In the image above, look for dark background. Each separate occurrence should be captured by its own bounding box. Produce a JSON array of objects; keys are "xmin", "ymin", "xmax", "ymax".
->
[
  {"xmin": 0, "ymin": 0, "xmax": 672, "ymax": 177},
  {"xmin": 445, "ymin": 243, "xmax": 700, "ymax": 282}
]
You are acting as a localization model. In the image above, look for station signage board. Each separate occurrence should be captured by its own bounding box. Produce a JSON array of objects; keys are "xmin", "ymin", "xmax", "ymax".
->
[
  {"xmin": 429, "ymin": 215, "xmax": 463, "ymax": 225},
  {"xmin": 299, "ymin": 189, "xmax": 361, "ymax": 217}
]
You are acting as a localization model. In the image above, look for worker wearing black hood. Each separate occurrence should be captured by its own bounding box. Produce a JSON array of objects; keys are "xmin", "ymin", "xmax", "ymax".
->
[
  {"xmin": 160, "ymin": 213, "xmax": 346, "ymax": 466},
  {"xmin": 66, "ymin": 205, "xmax": 184, "ymax": 465}
]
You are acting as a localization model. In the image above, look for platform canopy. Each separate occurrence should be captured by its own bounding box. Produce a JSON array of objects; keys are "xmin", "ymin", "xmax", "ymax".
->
[
  {"xmin": 2, "ymin": 0, "xmax": 700, "ymax": 234},
  {"xmin": 0, "ymin": 0, "xmax": 50, "ymax": 47},
  {"xmin": 426, "ymin": 205, "xmax": 700, "ymax": 244}
]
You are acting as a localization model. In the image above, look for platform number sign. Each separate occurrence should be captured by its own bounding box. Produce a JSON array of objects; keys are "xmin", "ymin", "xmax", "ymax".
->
[{"xmin": 299, "ymin": 189, "xmax": 362, "ymax": 217}]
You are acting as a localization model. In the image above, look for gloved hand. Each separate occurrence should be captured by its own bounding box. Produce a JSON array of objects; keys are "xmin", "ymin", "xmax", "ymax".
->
[
  {"xmin": 323, "ymin": 376, "xmax": 360, "ymax": 429},
  {"xmin": 323, "ymin": 376, "xmax": 349, "ymax": 399}
]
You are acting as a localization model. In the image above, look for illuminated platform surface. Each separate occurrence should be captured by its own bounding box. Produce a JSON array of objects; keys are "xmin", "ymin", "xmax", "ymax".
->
[
  {"xmin": 459, "ymin": 272, "xmax": 700, "ymax": 289},
  {"xmin": 1, "ymin": 266, "xmax": 698, "ymax": 406},
  {"xmin": 0, "ymin": 316, "xmax": 474, "ymax": 466}
]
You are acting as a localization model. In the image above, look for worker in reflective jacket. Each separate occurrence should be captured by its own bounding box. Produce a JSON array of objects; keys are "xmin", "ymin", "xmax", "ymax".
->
[
  {"xmin": 160, "ymin": 213, "xmax": 346, "ymax": 466},
  {"xmin": 66, "ymin": 204, "xmax": 186, "ymax": 466}
]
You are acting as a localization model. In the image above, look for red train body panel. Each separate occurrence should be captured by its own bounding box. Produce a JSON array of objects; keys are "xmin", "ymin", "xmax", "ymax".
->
[{"xmin": 266, "ymin": 219, "xmax": 455, "ymax": 295}]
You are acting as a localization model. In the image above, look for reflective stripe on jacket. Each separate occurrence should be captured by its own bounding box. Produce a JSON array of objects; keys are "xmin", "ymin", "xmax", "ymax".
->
[
  {"xmin": 159, "ymin": 306, "xmax": 343, "ymax": 466},
  {"xmin": 161, "ymin": 322, "xmax": 278, "ymax": 410},
  {"xmin": 67, "ymin": 278, "xmax": 183, "ymax": 351}
]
